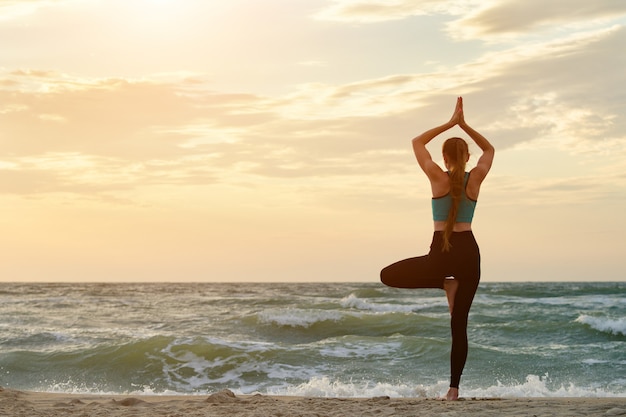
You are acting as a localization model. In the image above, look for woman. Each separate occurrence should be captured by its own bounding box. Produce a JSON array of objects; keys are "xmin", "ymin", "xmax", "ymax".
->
[{"xmin": 380, "ymin": 97, "xmax": 495, "ymax": 401}]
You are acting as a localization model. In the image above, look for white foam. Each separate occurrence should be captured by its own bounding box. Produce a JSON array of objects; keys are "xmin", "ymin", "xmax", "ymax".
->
[
  {"xmin": 153, "ymin": 336, "xmax": 328, "ymax": 394},
  {"xmin": 340, "ymin": 293, "xmax": 443, "ymax": 313},
  {"xmin": 581, "ymin": 358, "xmax": 609, "ymax": 365},
  {"xmin": 257, "ymin": 309, "xmax": 346, "ymax": 328},
  {"xmin": 265, "ymin": 374, "xmax": 624, "ymax": 398},
  {"xmin": 316, "ymin": 338, "xmax": 402, "ymax": 359},
  {"xmin": 38, "ymin": 373, "xmax": 625, "ymax": 398},
  {"xmin": 464, "ymin": 374, "xmax": 623, "ymax": 398},
  {"xmin": 575, "ymin": 315, "xmax": 626, "ymax": 336},
  {"xmin": 268, "ymin": 376, "xmax": 432, "ymax": 398},
  {"xmin": 477, "ymin": 294, "xmax": 623, "ymax": 310}
]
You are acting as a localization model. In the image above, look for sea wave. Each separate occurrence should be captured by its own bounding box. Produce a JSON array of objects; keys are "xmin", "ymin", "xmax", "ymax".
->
[
  {"xmin": 28, "ymin": 373, "xmax": 626, "ymax": 398},
  {"xmin": 6, "ymin": 335, "xmax": 324, "ymax": 394},
  {"xmin": 270, "ymin": 376, "xmax": 424, "ymax": 398},
  {"xmin": 476, "ymin": 294, "xmax": 623, "ymax": 310},
  {"xmin": 2, "ymin": 282, "xmax": 624, "ymax": 398},
  {"xmin": 340, "ymin": 293, "xmax": 444, "ymax": 313},
  {"xmin": 250, "ymin": 307, "xmax": 446, "ymax": 342},
  {"xmin": 341, "ymin": 294, "xmax": 412, "ymax": 313},
  {"xmin": 266, "ymin": 374, "xmax": 624, "ymax": 398},
  {"xmin": 256, "ymin": 309, "xmax": 346, "ymax": 328},
  {"xmin": 575, "ymin": 315, "xmax": 626, "ymax": 336},
  {"xmin": 466, "ymin": 374, "xmax": 624, "ymax": 398}
]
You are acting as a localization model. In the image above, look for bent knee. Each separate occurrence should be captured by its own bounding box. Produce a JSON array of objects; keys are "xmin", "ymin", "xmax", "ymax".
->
[{"xmin": 380, "ymin": 268, "xmax": 391, "ymax": 286}]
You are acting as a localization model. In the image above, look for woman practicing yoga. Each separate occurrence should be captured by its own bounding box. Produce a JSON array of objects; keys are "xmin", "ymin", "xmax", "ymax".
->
[{"xmin": 380, "ymin": 97, "xmax": 495, "ymax": 401}]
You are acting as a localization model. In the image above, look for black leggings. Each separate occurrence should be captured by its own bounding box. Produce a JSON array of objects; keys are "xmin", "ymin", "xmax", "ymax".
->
[{"xmin": 380, "ymin": 231, "xmax": 480, "ymax": 388}]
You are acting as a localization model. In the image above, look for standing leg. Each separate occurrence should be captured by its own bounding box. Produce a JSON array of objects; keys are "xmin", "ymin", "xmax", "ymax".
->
[
  {"xmin": 446, "ymin": 232, "xmax": 481, "ymax": 400},
  {"xmin": 448, "ymin": 276, "xmax": 479, "ymax": 393}
]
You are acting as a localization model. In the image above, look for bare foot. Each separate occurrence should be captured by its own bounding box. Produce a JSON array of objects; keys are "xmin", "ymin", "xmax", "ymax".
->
[
  {"xmin": 445, "ymin": 387, "xmax": 459, "ymax": 401},
  {"xmin": 443, "ymin": 279, "xmax": 459, "ymax": 314}
]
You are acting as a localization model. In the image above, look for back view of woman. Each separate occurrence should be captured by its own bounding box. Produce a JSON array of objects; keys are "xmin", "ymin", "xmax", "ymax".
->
[{"xmin": 380, "ymin": 97, "xmax": 495, "ymax": 401}]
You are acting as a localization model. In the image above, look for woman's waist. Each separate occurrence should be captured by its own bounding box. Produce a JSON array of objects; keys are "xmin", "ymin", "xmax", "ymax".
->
[{"xmin": 433, "ymin": 221, "xmax": 472, "ymax": 232}]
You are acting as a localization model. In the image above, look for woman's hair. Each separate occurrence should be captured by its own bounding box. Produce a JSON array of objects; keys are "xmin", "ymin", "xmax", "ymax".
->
[{"xmin": 442, "ymin": 137, "xmax": 469, "ymax": 251}]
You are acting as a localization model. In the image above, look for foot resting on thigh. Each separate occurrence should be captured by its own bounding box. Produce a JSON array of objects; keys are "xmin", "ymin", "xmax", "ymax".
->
[{"xmin": 443, "ymin": 279, "xmax": 459, "ymax": 314}]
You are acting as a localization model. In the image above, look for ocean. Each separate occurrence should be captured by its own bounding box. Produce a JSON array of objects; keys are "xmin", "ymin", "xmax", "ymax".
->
[{"xmin": 0, "ymin": 282, "xmax": 624, "ymax": 398}]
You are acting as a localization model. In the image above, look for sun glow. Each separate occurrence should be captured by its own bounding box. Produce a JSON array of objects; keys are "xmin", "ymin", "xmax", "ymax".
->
[{"xmin": 1, "ymin": 0, "xmax": 625, "ymax": 283}]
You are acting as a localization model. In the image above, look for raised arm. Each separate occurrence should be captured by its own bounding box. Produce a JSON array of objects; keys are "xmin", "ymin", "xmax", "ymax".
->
[
  {"xmin": 412, "ymin": 97, "xmax": 463, "ymax": 180},
  {"xmin": 456, "ymin": 98, "xmax": 495, "ymax": 181}
]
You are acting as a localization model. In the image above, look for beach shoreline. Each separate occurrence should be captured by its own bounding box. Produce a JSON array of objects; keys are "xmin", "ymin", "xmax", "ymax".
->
[{"xmin": 2, "ymin": 387, "xmax": 625, "ymax": 417}]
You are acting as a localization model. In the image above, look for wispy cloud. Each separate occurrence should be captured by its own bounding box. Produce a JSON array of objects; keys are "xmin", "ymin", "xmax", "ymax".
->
[
  {"xmin": 1, "ymin": 20, "xmax": 624, "ymax": 200},
  {"xmin": 453, "ymin": 0, "xmax": 626, "ymax": 39},
  {"xmin": 313, "ymin": 0, "xmax": 476, "ymax": 23},
  {"xmin": 0, "ymin": 0, "xmax": 70, "ymax": 21},
  {"xmin": 314, "ymin": 0, "xmax": 626, "ymax": 43}
]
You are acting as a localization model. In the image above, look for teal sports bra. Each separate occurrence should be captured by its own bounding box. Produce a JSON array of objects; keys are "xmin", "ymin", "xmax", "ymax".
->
[{"xmin": 432, "ymin": 172, "xmax": 477, "ymax": 223}]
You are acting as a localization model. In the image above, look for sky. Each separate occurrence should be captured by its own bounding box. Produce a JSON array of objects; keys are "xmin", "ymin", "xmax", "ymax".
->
[{"xmin": 1, "ymin": 0, "xmax": 625, "ymax": 283}]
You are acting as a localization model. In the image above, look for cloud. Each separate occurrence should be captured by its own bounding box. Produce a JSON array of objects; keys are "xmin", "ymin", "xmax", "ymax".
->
[
  {"xmin": 473, "ymin": 25, "xmax": 626, "ymax": 149},
  {"xmin": 0, "ymin": 0, "xmax": 71, "ymax": 21},
  {"xmin": 0, "ymin": 70, "xmax": 210, "ymax": 158},
  {"xmin": 1, "ymin": 21, "xmax": 624, "ymax": 201},
  {"xmin": 453, "ymin": 0, "xmax": 626, "ymax": 39},
  {"xmin": 280, "ymin": 24, "xmax": 626, "ymax": 149},
  {"xmin": 0, "ymin": 70, "xmax": 266, "ymax": 197},
  {"xmin": 315, "ymin": 0, "xmax": 626, "ymax": 43},
  {"xmin": 313, "ymin": 0, "xmax": 475, "ymax": 23},
  {"xmin": 488, "ymin": 172, "xmax": 621, "ymax": 207}
]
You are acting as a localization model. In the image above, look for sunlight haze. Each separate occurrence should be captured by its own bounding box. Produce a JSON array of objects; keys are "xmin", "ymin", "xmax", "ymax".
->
[{"xmin": 1, "ymin": 0, "xmax": 625, "ymax": 282}]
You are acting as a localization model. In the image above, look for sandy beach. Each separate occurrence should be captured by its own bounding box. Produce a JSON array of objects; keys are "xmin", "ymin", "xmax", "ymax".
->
[{"xmin": 1, "ymin": 387, "xmax": 625, "ymax": 417}]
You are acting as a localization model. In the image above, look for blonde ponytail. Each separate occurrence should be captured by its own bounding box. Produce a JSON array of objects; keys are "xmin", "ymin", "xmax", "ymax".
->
[{"xmin": 442, "ymin": 138, "xmax": 469, "ymax": 251}]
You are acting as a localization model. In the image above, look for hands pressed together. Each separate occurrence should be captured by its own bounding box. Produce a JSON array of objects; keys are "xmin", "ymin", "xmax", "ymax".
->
[{"xmin": 448, "ymin": 96, "xmax": 466, "ymax": 127}]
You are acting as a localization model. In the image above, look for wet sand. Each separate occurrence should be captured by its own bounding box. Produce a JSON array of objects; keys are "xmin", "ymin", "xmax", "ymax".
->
[{"xmin": 1, "ymin": 387, "xmax": 625, "ymax": 416}]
